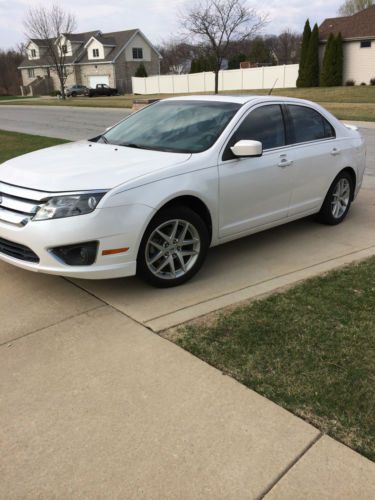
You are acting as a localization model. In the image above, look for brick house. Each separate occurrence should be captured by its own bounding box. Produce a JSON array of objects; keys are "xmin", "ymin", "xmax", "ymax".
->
[
  {"xmin": 19, "ymin": 29, "xmax": 162, "ymax": 95},
  {"xmin": 319, "ymin": 5, "xmax": 375, "ymax": 84}
]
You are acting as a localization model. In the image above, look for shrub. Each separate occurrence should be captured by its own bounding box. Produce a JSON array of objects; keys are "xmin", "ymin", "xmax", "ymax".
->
[
  {"xmin": 304, "ymin": 23, "xmax": 320, "ymax": 87},
  {"xmin": 320, "ymin": 33, "xmax": 335, "ymax": 86},
  {"xmin": 370, "ymin": 78, "xmax": 375, "ymax": 86},
  {"xmin": 50, "ymin": 90, "xmax": 61, "ymax": 96},
  {"xmin": 135, "ymin": 63, "xmax": 148, "ymax": 78},
  {"xmin": 297, "ymin": 19, "xmax": 311, "ymax": 87},
  {"xmin": 360, "ymin": 82, "xmax": 367, "ymax": 86},
  {"xmin": 345, "ymin": 79, "xmax": 355, "ymax": 86},
  {"xmin": 333, "ymin": 32, "xmax": 343, "ymax": 86}
]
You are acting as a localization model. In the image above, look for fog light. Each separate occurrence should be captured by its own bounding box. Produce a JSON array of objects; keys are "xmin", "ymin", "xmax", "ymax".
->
[{"xmin": 50, "ymin": 241, "xmax": 98, "ymax": 266}]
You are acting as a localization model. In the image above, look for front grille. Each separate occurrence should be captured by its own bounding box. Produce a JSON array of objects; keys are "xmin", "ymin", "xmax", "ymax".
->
[
  {"xmin": 0, "ymin": 181, "xmax": 48, "ymax": 227},
  {"xmin": 0, "ymin": 237, "xmax": 39, "ymax": 263}
]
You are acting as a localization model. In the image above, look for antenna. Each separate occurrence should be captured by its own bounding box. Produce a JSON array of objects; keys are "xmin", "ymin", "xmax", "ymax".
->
[{"xmin": 268, "ymin": 79, "xmax": 278, "ymax": 95}]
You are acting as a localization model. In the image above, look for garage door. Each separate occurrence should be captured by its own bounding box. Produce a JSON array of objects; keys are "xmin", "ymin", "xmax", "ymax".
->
[{"xmin": 88, "ymin": 75, "xmax": 110, "ymax": 88}]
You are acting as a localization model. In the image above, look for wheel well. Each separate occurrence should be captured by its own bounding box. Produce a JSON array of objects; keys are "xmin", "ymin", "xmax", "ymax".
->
[
  {"xmin": 341, "ymin": 167, "xmax": 356, "ymax": 200},
  {"xmin": 159, "ymin": 196, "xmax": 213, "ymax": 243}
]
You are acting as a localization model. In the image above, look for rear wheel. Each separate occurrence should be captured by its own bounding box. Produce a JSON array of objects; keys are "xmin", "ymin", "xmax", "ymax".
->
[
  {"xmin": 137, "ymin": 206, "xmax": 209, "ymax": 287},
  {"xmin": 317, "ymin": 171, "xmax": 354, "ymax": 225}
]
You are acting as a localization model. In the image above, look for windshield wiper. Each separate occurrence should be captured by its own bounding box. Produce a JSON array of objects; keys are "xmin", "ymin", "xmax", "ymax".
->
[
  {"xmin": 122, "ymin": 143, "xmax": 187, "ymax": 153},
  {"xmin": 122, "ymin": 143, "xmax": 143, "ymax": 149}
]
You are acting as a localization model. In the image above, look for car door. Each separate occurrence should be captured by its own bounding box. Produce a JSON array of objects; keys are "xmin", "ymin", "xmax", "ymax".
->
[
  {"xmin": 218, "ymin": 103, "xmax": 294, "ymax": 238},
  {"xmin": 285, "ymin": 104, "xmax": 339, "ymax": 216}
]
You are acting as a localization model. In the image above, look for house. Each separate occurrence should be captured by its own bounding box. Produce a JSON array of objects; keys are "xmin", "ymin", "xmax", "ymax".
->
[
  {"xmin": 18, "ymin": 29, "xmax": 162, "ymax": 95},
  {"xmin": 319, "ymin": 5, "xmax": 375, "ymax": 84}
]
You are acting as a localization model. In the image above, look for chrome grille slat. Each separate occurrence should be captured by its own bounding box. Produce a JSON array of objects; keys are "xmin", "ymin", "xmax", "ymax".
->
[
  {"xmin": 0, "ymin": 181, "xmax": 49, "ymax": 202},
  {"xmin": 0, "ymin": 181, "xmax": 49, "ymax": 226},
  {"xmin": 0, "ymin": 208, "xmax": 29, "ymax": 226},
  {"xmin": 0, "ymin": 194, "xmax": 41, "ymax": 215}
]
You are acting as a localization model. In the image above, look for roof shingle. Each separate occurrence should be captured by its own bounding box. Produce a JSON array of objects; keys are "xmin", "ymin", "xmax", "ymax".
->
[
  {"xmin": 319, "ymin": 5, "xmax": 375, "ymax": 40},
  {"xmin": 19, "ymin": 29, "xmax": 139, "ymax": 68}
]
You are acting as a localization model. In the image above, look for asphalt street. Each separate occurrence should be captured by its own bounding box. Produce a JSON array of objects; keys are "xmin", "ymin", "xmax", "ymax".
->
[{"xmin": 0, "ymin": 105, "xmax": 132, "ymax": 141}]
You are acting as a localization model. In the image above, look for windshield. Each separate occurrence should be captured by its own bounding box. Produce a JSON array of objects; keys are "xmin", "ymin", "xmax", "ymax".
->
[{"xmin": 99, "ymin": 100, "xmax": 241, "ymax": 153}]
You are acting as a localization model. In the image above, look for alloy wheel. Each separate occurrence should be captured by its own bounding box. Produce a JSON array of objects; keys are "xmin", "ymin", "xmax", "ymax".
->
[
  {"xmin": 331, "ymin": 178, "xmax": 350, "ymax": 219},
  {"xmin": 145, "ymin": 219, "xmax": 201, "ymax": 280}
]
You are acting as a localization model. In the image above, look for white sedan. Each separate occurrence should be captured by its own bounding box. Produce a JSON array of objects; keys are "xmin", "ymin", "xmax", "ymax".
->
[{"xmin": 0, "ymin": 95, "xmax": 366, "ymax": 287}]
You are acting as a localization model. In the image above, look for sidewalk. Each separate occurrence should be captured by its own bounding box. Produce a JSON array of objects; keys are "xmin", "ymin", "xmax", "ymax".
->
[{"xmin": 1, "ymin": 297, "xmax": 374, "ymax": 498}]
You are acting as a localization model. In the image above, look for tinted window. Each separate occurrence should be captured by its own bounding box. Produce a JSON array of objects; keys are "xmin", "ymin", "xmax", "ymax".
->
[
  {"xmin": 226, "ymin": 105, "xmax": 285, "ymax": 159},
  {"xmin": 287, "ymin": 105, "xmax": 335, "ymax": 144}
]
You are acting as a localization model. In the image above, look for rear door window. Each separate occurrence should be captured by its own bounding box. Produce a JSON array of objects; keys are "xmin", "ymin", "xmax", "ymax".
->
[{"xmin": 287, "ymin": 105, "xmax": 335, "ymax": 144}]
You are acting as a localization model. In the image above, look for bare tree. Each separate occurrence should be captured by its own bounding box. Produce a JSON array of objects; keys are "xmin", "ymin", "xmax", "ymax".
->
[
  {"xmin": 273, "ymin": 30, "xmax": 301, "ymax": 65},
  {"xmin": 338, "ymin": 0, "xmax": 373, "ymax": 15},
  {"xmin": 23, "ymin": 3, "xmax": 76, "ymax": 99},
  {"xmin": 180, "ymin": 0, "xmax": 268, "ymax": 93},
  {"xmin": 159, "ymin": 40, "xmax": 193, "ymax": 74}
]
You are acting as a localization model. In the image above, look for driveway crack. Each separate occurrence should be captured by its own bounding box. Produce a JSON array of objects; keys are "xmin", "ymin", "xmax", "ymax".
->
[{"xmin": 256, "ymin": 432, "xmax": 324, "ymax": 499}]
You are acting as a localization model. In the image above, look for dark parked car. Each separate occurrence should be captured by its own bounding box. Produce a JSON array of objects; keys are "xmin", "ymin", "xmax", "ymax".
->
[
  {"xmin": 65, "ymin": 84, "xmax": 89, "ymax": 97},
  {"xmin": 85, "ymin": 84, "xmax": 119, "ymax": 97}
]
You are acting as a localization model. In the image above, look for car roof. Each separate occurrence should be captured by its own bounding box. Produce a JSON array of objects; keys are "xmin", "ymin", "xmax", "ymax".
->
[
  {"xmin": 162, "ymin": 94, "xmax": 315, "ymax": 106},
  {"xmin": 164, "ymin": 94, "xmax": 259, "ymax": 104}
]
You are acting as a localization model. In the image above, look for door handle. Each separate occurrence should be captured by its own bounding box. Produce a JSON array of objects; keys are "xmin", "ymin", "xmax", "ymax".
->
[
  {"xmin": 331, "ymin": 148, "xmax": 341, "ymax": 156},
  {"xmin": 278, "ymin": 159, "xmax": 293, "ymax": 168}
]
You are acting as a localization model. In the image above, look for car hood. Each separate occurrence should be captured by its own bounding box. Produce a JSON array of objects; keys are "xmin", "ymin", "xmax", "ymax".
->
[{"xmin": 0, "ymin": 141, "xmax": 191, "ymax": 192}]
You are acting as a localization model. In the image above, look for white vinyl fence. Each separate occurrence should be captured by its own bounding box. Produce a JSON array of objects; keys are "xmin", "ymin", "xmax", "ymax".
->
[{"xmin": 132, "ymin": 64, "xmax": 299, "ymax": 95}]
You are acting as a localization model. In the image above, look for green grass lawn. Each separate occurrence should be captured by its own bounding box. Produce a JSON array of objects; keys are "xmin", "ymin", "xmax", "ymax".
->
[
  {"xmin": 2, "ymin": 86, "xmax": 375, "ymax": 121},
  {"xmin": 173, "ymin": 258, "xmax": 375, "ymax": 461},
  {"xmin": 0, "ymin": 130, "xmax": 68, "ymax": 163}
]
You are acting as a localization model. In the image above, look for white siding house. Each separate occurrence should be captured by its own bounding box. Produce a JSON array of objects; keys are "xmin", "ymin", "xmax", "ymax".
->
[{"xmin": 319, "ymin": 5, "xmax": 375, "ymax": 85}]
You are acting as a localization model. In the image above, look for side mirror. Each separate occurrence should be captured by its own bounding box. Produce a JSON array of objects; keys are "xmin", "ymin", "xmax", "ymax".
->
[{"xmin": 230, "ymin": 140, "xmax": 263, "ymax": 158}]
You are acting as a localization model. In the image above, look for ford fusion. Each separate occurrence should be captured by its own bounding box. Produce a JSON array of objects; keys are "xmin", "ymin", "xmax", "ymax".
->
[{"xmin": 0, "ymin": 96, "xmax": 366, "ymax": 287}]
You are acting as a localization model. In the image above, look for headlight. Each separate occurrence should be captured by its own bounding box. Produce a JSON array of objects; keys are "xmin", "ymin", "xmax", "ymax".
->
[{"xmin": 33, "ymin": 192, "xmax": 106, "ymax": 221}]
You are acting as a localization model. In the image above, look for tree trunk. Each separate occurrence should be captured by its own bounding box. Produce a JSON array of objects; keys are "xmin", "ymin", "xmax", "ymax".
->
[
  {"xmin": 214, "ymin": 69, "xmax": 219, "ymax": 94},
  {"xmin": 59, "ymin": 76, "xmax": 66, "ymax": 99}
]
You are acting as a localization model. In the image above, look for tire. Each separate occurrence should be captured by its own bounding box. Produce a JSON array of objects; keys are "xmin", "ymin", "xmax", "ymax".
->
[
  {"xmin": 137, "ymin": 206, "xmax": 209, "ymax": 287},
  {"xmin": 317, "ymin": 171, "xmax": 354, "ymax": 225},
  {"xmin": 71, "ymin": 91, "xmax": 77, "ymax": 97}
]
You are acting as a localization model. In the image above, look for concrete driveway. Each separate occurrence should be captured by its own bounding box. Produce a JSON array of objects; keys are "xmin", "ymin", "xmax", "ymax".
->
[
  {"xmin": 1, "ymin": 107, "xmax": 375, "ymax": 497},
  {"xmin": 70, "ymin": 186, "xmax": 374, "ymax": 331}
]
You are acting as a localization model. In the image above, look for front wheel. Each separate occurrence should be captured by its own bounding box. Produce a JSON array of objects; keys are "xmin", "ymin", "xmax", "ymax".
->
[
  {"xmin": 137, "ymin": 207, "xmax": 209, "ymax": 287},
  {"xmin": 317, "ymin": 171, "xmax": 354, "ymax": 225}
]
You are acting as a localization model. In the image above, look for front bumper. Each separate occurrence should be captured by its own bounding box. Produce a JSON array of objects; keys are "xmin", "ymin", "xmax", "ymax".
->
[{"xmin": 0, "ymin": 204, "xmax": 154, "ymax": 279}]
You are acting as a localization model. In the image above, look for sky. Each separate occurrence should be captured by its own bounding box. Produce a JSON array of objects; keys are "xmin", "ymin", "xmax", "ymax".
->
[{"xmin": 0, "ymin": 0, "xmax": 343, "ymax": 50}]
